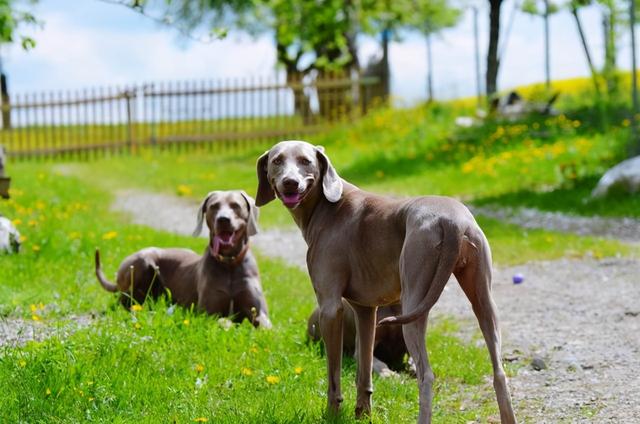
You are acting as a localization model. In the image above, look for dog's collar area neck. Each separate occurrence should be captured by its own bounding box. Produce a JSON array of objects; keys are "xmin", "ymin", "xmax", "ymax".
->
[{"xmin": 211, "ymin": 241, "xmax": 250, "ymax": 266}]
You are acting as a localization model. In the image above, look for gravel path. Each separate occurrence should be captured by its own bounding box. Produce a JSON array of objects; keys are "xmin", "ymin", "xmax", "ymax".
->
[
  {"xmin": 0, "ymin": 315, "xmax": 94, "ymax": 348},
  {"xmin": 89, "ymin": 190, "xmax": 640, "ymax": 421},
  {"xmin": 471, "ymin": 205, "xmax": 640, "ymax": 243}
]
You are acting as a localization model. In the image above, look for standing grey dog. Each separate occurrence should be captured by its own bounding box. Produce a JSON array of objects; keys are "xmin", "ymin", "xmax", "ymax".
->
[{"xmin": 255, "ymin": 141, "xmax": 516, "ymax": 423}]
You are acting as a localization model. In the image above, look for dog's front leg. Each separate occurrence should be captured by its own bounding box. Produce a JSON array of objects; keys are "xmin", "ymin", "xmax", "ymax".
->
[
  {"xmin": 350, "ymin": 302, "xmax": 376, "ymax": 419},
  {"xmin": 319, "ymin": 298, "xmax": 344, "ymax": 415}
]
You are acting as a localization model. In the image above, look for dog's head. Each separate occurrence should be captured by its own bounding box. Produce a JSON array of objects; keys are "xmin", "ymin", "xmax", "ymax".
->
[
  {"xmin": 255, "ymin": 140, "xmax": 343, "ymax": 209},
  {"xmin": 193, "ymin": 190, "xmax": 259, "ymax": 257}
]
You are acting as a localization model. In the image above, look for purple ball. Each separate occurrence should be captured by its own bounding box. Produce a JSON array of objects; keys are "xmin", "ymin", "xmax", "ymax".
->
[{"xmin": 512, "ymin": 273, "xmax": 524, "ymax": 284}]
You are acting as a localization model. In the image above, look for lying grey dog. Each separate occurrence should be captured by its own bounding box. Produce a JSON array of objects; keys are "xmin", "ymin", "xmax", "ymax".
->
[
  {"xmin": 308, "ymin": 300, "xmax": 412, "ymax": 377},
  {"xmin": 95, "ymin": 190, "xmax": 271, "ymax": 328},
  {"xmin": 255, "ymin": 141, "xmax": 516, "ymax": 423}
]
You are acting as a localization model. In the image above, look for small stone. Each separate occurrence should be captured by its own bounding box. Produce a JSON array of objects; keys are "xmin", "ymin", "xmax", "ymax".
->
[{"xmin": 531, "ymin": 356, "xmax": 547, "ymax": 371}]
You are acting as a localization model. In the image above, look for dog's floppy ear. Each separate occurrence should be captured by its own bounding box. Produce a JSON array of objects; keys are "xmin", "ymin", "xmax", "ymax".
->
[
  {"xmin": 239, "ymin": 190, "xmax": 260, "ymax": 237},
  {"xmin": 315, "ymin": 146, "xmax": 343, "ymax": 203},
  {"xmin": 193, "ymin": 191, "xmax": 219, "ymax": 237},
  {"xmin": 255, "ymin": 150, "xmax": 275, "ymax": 207}
]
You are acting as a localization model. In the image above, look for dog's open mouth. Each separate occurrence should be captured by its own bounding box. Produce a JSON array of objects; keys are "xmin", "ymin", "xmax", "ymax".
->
[
  {"xmin": 211, "ymin": 230, "xmax": 237, "ymax": 256},
  {"xmin": 281, "ymin": 192, "xmax": 302, "ymax": 208},
  {"xmin": 217, "ymin": 230, "xmax": 235, "ymax": 246}
]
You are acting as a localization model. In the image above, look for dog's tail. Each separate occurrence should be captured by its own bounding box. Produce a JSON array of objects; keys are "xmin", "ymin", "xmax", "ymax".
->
[
  {"xmin": 95, "ymin": 249, "xmax": 118, "ymax": 293},
  {"xmin": 377, "ymin": 218, "xmax": 461, "ymax": 327}
]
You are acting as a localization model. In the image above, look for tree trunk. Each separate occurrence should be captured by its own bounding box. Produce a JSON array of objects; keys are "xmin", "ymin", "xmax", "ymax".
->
[
  {"xmin": 486, "ymin": 0, "xmax": 503, "ymax": 99},
  {"xmin": 276, "ymin": 42, "xmax": 313, "ymax": 123},
  {"xmin": 602, "ymin": 7, "xmax": 619, "ymax": 93},
  {"xmin": 381, "ymin": 27, "xmax": 391, "ymax": 100},
  {"xmin": 544, "ymin": 0, "xmax": 551, "ymax": 90},
  {"xmin": 571, "ymin": 5, "xmax": 601, "ymax": 97},
  {"xmin": 1, "ymin": 73, "xmax": 10, "ymax": 130},
  {"xmin": 630, "ymin": 0, "xmax": 639, "ymax": 156},
  {"xmin": 473, "ymin": 7, "xmax": 482, "ymax": 106},
  {"xmin": 425, "ymin": 30, "xmax": 434, "ymax": 102}
]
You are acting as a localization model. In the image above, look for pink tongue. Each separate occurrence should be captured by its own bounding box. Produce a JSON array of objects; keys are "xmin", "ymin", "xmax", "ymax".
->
[
  {"xmin": 218, "ymin": 232, "xmax": 234, "ymax": 244},
  {"xmin": 282, "ymin": 193, "xmax": 301, "ymax": 205},
  {"xmin": 211, "ymin": 237, "xmax": 221, "ymax": 257}
]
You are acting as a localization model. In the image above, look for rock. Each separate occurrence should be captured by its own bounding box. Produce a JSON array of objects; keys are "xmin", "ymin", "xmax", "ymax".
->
[
  {"xmin": 0, "ymin": 216, "xmax": 21, "ymax": 254},
  {"xmin": 531, "ymin": 356, "xmax": 547, "ymax": 371},
  {"xmin": 591, "ymin": 155, "xmax": 640, "ymax": 198}
]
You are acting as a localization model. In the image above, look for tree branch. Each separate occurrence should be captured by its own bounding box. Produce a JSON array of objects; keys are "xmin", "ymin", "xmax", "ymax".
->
[{"xmin": 95, "ymin": 0, "xmax": 226, "ymax": 43}]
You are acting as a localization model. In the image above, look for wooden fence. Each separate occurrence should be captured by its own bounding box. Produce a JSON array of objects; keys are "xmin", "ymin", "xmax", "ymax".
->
[{"xmin": 0, "ymin": 74, "xmax": 382, "ymax": 160}]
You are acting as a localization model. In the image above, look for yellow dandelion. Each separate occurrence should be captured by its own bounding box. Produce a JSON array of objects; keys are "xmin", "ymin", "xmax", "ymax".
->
[
  {"xmin": 241, "ymin": 368, "xmax": 253, "ymax": 376},
  {"xmin": 266, "ymin": 375, "xmax": 280, "ymax": 384},
  {"xmin": 39, "ymin": 303, "xmax": 45, "ymax": 310},
  {"xmin": 193, "ymin": 418, "xmax": 209, "ymax": 423},
  {"xmin": 19, "ymin": 359, "xmax": 26, "ymax": 368},
  {"xmin": 28, "ymin": 219, "xmax": 38, "ymax": 227},
  {"xmin": 134, "ymin": 323, "xmax": 141, "ymax": 330},
  {"xmin": 30, "ymin": 304, "xmax": 38, "ymax": 313},
  {"xmin": 176, "ymin": 184, "xmax": 193, "ymax": 197},
  {"xmin": 46, "ymin": 388, "xmax": 51, "ymax": 396},
  {"xmin": 194, "ymin": 364, "xmax": 205, "ymax": 373},
  {"xmin": 102, "ymin": 231, "xmax": 118, "ymax": 240},
  {"xmin": 249, "ymin": 346, "xmax": 258, "ymax": 353},
  {"xmin": 35, "ymin": 200, "xmax": 46, "ymax": 210},
  {"xmin": 12, "ymin": 218, "xmax": 22, "ymax": 226},
  {"xmin": 131, "ymin": 304, "xmax": 143, "ymax": 312},
  {"xmin": 294, "ymin": 366, "xmax": 303, "ymax": 375},
  {"xmin": 19, "ymin": 235, "xmax": 27, "ymax": 243},
  {"xmin": 68, "ymin": 231, "xmax": 81, "ymax": 240},
  {"xmin": 183, "ymin": 319, "xmax": 190, "ymax": 326},
  {"xmin": 32, "ymin": 245, "xmax": 41, "ymax": 252},
  {"xmin": 32, "ymin": 314, "xmax": 41, "ymax": 321},
  {"xmin": 622, "ymin": 119, "xmax": 631, "ymax": 127}
]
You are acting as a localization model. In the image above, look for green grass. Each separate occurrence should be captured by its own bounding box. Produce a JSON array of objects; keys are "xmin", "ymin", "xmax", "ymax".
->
[
  {"xmin": 0, "ymin": 164, "xmax": 506, "ymax": 422},
  {"xmin": 0, "ymin": 114, "xmax": 310, "ymax": 154}
]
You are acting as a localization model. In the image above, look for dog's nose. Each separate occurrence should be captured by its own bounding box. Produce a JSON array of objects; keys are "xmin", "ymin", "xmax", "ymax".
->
[
  {"xmin": 216, "ymin": 216, "xmax": 231, "ymax": 225},
  {"xmin": 282, "ymin": 178, "xmax": 299, "ymax": 191}
]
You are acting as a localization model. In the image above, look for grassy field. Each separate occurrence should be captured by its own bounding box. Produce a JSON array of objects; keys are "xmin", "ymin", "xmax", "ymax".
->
[
  {"xmin": 1, "ymin": 164, "xmax": 506, "ymax": 422},
  {"xmin": 1, "ymin": 76, "xmax": 639, "ymax": 422}
]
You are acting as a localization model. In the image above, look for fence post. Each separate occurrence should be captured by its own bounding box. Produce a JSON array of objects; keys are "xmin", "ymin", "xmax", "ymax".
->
[
  {"xmin": 1, "ymin": 73, "xmax": 10, "ymax": 130},
  {"xmin": 125, "ymin": 88, "xmax": 136, "ymax": 153}
]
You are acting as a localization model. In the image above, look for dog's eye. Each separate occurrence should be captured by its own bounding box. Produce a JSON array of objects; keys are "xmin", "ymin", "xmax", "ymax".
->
[
  {"xmin": 272, "ymin": 157, "xmax": 283, "ymax": 165},
  {"xmin": 229, "ymin": 202, "xmax": 241, "ymax": 211},
  {"xmin": 299, "ymin": 157, "xmax": 311, "ymax": 166}
]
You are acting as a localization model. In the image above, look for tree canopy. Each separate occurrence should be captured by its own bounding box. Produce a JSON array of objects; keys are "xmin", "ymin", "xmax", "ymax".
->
[{"xmin": 0, "ymin": 0, "xmax": 38, "ymax": 49}]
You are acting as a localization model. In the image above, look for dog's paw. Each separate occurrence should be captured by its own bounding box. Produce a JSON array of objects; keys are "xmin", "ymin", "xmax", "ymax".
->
[{"xmin": 378, "ymin": 368, "xmax": 399, "ymax": 378}]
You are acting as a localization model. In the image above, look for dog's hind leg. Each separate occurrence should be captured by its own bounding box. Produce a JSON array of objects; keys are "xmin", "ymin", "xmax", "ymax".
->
[
  {"xmin": 120, "ymin": 258, "xmax": 162, "ymax": 308},
  {"xmin": 454, "ymin": 231, "xmax": 516, "ymax": 424},
  {"xmin": 398, "ymin": 229, "xmax": 443, "ymax": 424}
]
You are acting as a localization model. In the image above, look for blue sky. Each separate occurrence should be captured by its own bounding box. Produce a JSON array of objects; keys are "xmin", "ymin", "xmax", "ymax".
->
[{"xmin": 1, "ymin": 0, "xmax": 636, "ymax": 103}]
